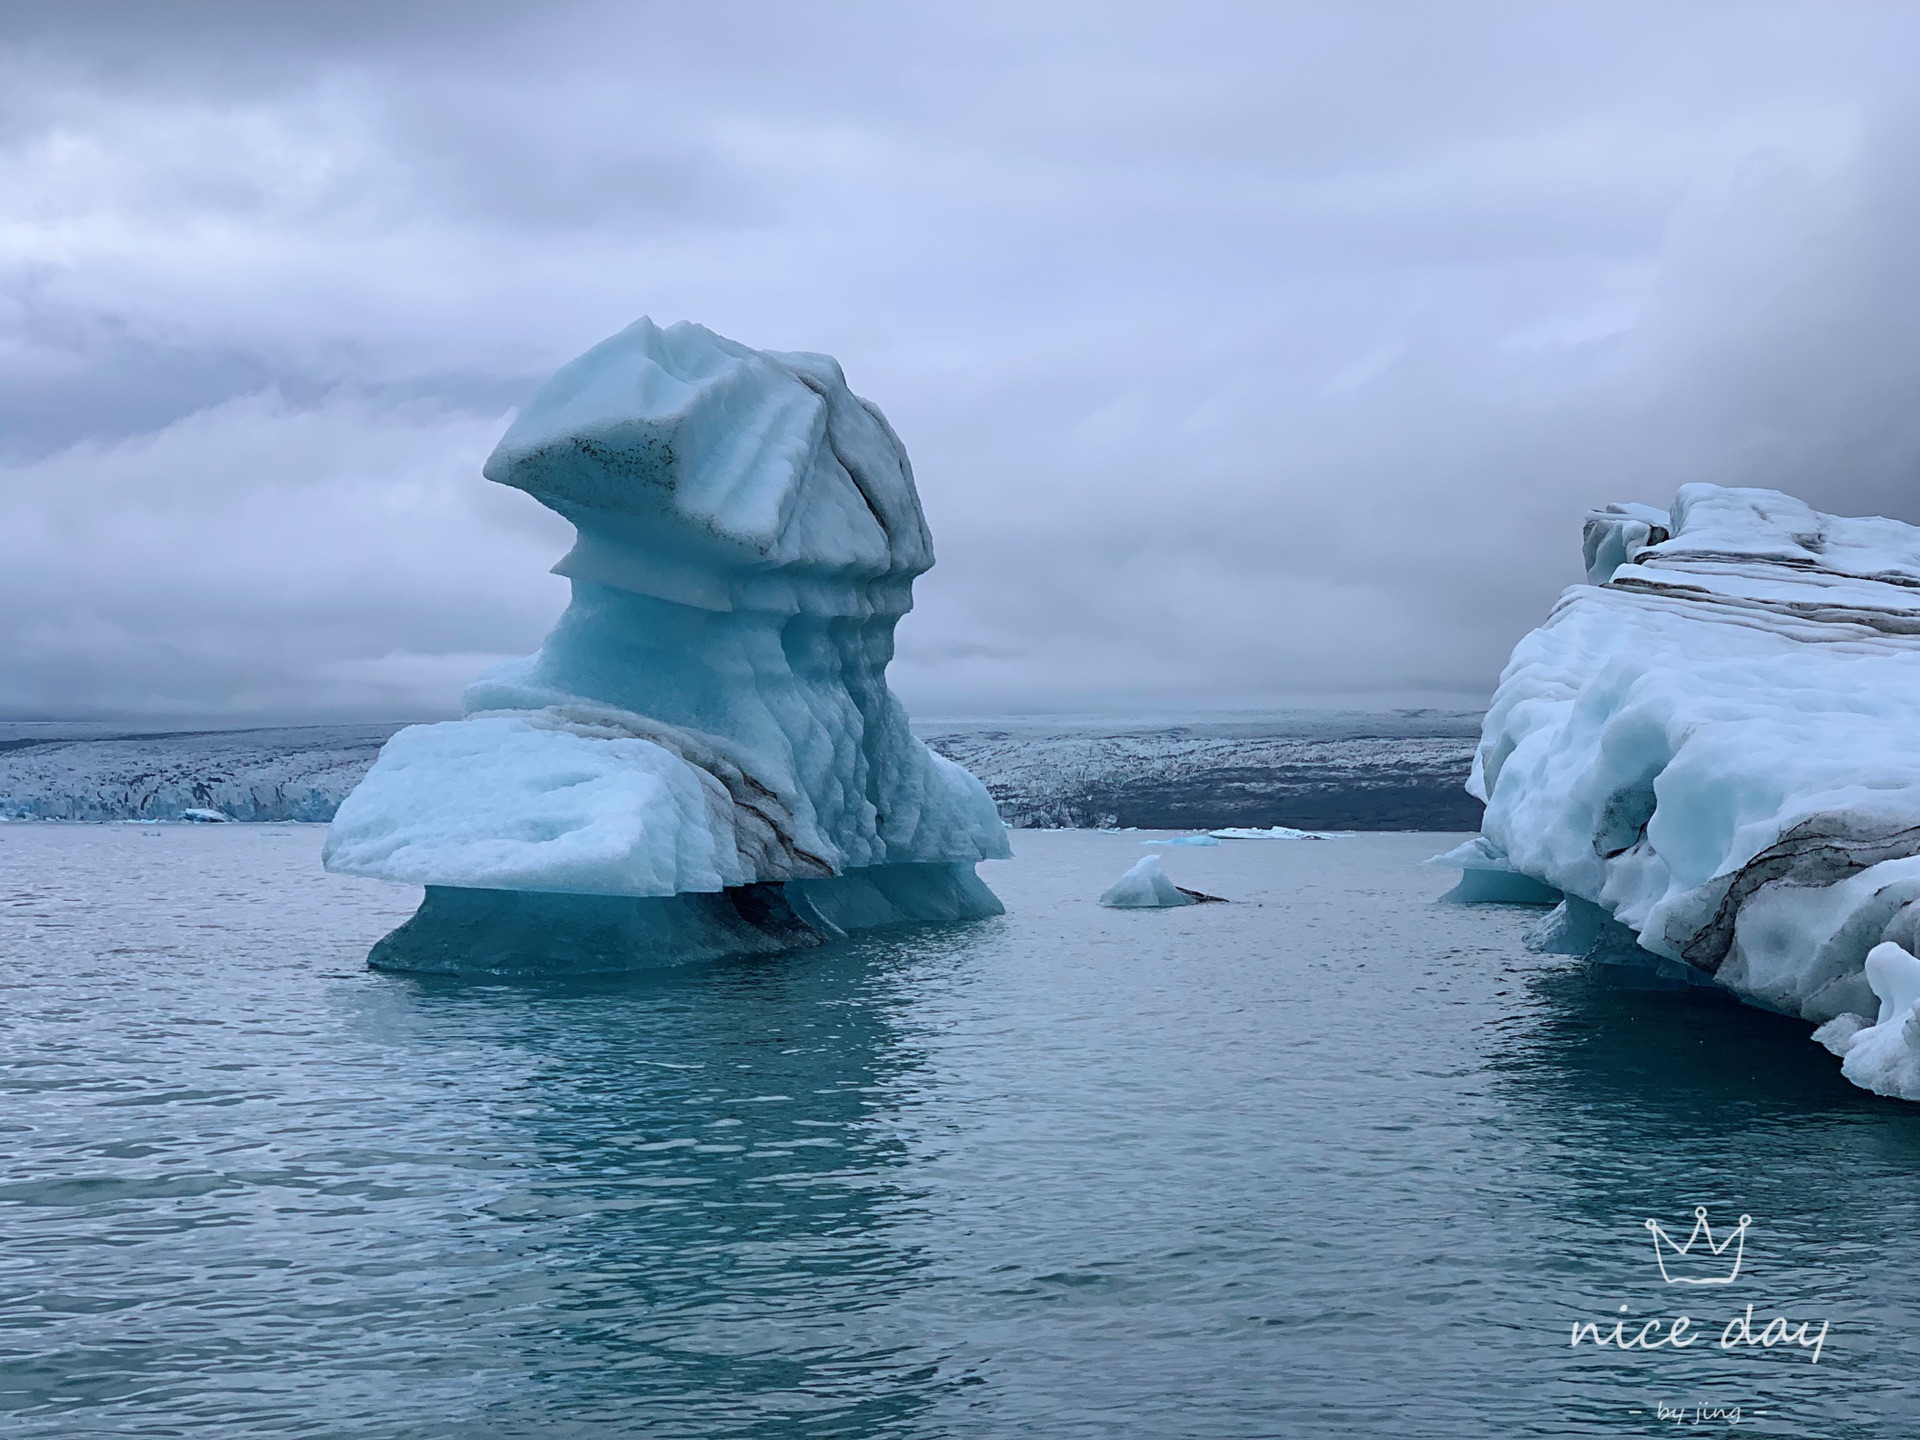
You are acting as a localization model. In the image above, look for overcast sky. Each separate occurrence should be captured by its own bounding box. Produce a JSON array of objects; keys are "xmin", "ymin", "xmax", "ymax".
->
[{"xmin": 2, "ymin": 1, "xmax": 1916, "ymax": 722}]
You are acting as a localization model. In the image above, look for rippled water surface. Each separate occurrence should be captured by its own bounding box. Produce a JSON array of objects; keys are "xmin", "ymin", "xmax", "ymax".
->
[{"xmin": 4, "ymin": 824, "xmax": 1920, "ymax": 1438}]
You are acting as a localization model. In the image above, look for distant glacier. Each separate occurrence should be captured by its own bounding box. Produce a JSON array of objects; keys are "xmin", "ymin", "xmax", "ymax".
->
[
  {"xmin": 919, "ymin": 712, "xmax": 1482, "ymax": 831},
  {"xmin": 0, "ymin": 724, "xmax": 399, "ymax": 823},
  {"xmin": 0, "ymin": 711, "xmax": 1482, "ymax": 830}
]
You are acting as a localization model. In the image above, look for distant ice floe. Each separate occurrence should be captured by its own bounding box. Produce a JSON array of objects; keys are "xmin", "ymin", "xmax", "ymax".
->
[
  {"xmin": 1210, "ymin": 825, "xmax": 1344, "ymax": 841},
  {"xmin": 1444, "ymin": 483, "xmax": 1920, "ymax": 1100},
  {"xmin": 323, "ymin": 320, "xmax": 1008, "ymax": 973},
  {"xmin": 1138, "ymin": 823, "xmax": 1345, "ymax": 849},
  {"xmin": 1098, "ymin": 854, "xmax": 1225, "ymax": 909}
]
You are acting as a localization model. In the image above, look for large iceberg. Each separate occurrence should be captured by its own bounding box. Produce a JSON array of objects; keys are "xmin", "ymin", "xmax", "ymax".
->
[
  {"xmin": 1463, "ymin": 483, "xmax": 1920, "ymax": 1098},
  {"xmin": 324, "ymin": 320, "xmax": 1008, "ymax": 972}
]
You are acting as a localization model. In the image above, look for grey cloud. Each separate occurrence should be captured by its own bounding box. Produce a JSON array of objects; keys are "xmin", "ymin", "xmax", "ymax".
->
[
  {"xmin": 0, "ymin": 2, "xmax": 1916, "ymax": 719},
  {"xmin": 0, "ymin": 0, "xmax": 554, "ymax": 79},
  {"xmin": 0, "ymin": 393, "xmax": 571, "ymax": 720}
]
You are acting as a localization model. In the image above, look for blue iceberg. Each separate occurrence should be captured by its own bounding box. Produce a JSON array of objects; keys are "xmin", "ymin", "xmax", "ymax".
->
[{"xmin": 324, "ymin": 319, "xmax": 1009, "ymax": 973}]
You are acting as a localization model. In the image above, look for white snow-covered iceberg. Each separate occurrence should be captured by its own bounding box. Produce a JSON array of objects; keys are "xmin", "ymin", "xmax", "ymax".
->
[
  {"xmin": 1461, "ymin": 483, "xmax": 1920, "ymax": 1097},
  {"xmin": 324, "ymin": 319, "xmax": 1009, "ymax": 972}
]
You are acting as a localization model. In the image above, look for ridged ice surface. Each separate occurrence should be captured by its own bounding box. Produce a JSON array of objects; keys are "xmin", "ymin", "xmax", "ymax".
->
[
  {"xmin": 323, "ymin": 321, "xmax": 1006, "ymax": 966},
  {"xmin": 1472, "ymin": 484, "xmax": 1920, "ymax": 1098}
]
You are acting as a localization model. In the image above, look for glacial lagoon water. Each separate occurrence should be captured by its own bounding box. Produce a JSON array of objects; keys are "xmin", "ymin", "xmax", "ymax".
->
[{"xmin": 4, "ymin": 825, "xmax": 1920, "ymax": 1438}]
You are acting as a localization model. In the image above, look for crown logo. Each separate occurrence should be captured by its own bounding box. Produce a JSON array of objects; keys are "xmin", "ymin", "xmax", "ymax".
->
[{"xmin": 1645, "ymin": 1207, "xmax": 1750, "ymax": 1285}]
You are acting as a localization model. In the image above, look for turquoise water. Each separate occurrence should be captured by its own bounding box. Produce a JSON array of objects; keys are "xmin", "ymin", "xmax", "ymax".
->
[{"xmin": 3, "ymin": 824, "xmax": 1919, "ymax": 1437}]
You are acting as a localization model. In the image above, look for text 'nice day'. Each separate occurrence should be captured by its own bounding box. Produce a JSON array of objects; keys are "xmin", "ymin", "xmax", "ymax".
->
[{"xmin": 1570, "ymin": 1305, "xmax": 1828, "ymax": 1364}]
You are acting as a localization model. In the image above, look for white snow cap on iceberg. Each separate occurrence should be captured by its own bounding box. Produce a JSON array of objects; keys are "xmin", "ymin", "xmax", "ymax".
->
[
  {"xmin": 323, "ymin": 320, "xmax": 1007, "ymax": 963},
  {"xmin": 1472, "ymin": 483, "xmax": 1920, "ymax": 1098}
]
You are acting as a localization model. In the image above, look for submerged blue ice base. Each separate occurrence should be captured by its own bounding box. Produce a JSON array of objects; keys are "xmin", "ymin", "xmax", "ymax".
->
[{"xmin": 368, "ymin": 861, "xmax": 1004, "ymax": 975}]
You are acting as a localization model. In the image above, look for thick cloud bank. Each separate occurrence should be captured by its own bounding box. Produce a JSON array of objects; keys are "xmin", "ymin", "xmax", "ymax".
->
[{"xmin": 2, "ymin": 2, "xmax": 1917, "ymax": 718}]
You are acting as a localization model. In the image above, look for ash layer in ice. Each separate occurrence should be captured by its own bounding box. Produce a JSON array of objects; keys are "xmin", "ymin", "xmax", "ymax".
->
[
  {"xmin": 1449, "ymin": 483, "xmax": 1920, "ymax": 1100},
  {"xmin": 324, "ymin": 320, "xmax": 1008, "ymax": 973}
]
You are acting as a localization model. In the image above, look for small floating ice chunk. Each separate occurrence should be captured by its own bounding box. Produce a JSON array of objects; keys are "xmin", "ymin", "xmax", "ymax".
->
[
  {"xmin": 1209, "ymin": 825, "xmax": 1341, "ymax": 841},
  {"xmin": 1098, "ymin": 854, "xmax": 1227, "ymax": 908},
  {"xmin": 180, "ymin": 808, "xmax": 230, "ymax": 823},
  {"xmin": 1100, "ymin": 856, "xmax": 1194, "ymax": 908},
  {"xmin": 1427, "ymin": 835, "xmax": 1561, "ymax": 904},
  {"xmin": 1142, "ymin": 834, "xmax": 1221, "ymax": 847},
  {"xmin": 1815, "ymin": 942, "xmax": 1920, "ymax": 1100}
]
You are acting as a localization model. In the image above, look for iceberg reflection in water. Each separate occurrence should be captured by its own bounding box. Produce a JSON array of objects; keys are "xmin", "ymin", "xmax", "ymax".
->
[{"xmin": 6, "ymin": 824, "xmax": 1920, "ymax": 1438}]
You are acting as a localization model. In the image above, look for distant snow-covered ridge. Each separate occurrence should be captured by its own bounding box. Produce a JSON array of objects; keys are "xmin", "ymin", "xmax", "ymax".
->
[
  {"xmin": 1469, "ymin": 484, "xmax": 1920, "ymax": 1100},
  {"xmin": 921, "ymin": 714, "xmax": 1481, "ymax": 831},
  {"xmin": 0, "ymin": 712, "xmax": 1481, "ymax": 831},
  {"xmin": 0, "ymin": 726, "xmax": 398, "ymax": 822}
]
